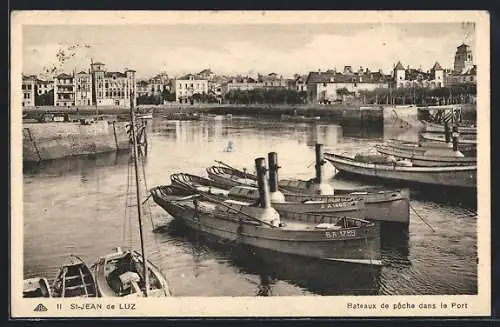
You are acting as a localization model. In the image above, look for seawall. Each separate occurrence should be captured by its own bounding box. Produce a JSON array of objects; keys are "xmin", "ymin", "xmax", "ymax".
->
[
  {"xmin": 23, "ymin": 121, "xmax": 131, "ymax": 163},
  {"xmin": 23, "ymin": 103, "xmax": 384, "ymax": 126}
]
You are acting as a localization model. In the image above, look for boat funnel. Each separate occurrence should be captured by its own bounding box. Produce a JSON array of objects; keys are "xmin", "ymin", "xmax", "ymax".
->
[
  {"xmin": 310, "ymin": 144, "xmax": 334, "ymax": 195},
  {"xmin": 267, "ymin": 152, "xmax": 285, "ymax": 203},
  {"xmin": 255, "ymin": 157, "xmax": 280, "ymax": 225}
]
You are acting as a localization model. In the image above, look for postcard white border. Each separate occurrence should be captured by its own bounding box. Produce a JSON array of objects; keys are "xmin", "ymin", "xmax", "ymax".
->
[{"xmin": 10, "ymin": 10, "xmax": 491, "ymax": 318}]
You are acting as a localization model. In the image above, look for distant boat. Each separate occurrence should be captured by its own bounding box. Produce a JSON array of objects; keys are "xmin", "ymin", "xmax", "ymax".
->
[
  {"xmin": 324, "ymin": 152, "xmax": 476, "ymax": 189},
  {"xmin": 51, "ymin": 255, "xmax": 98, "ymax": 298},
  {"xmin": 422, "ymin": 121, "xmax": 476, "ymax": 135},
  {"xmin": 23, "ymin": 277, "xmax": 51, "ymax": 298}
]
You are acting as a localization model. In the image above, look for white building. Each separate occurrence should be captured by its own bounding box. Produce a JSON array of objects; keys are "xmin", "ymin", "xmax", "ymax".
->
[{"xmin": 174, "ymin": 74, "xmax": 208, "ymax": 103}]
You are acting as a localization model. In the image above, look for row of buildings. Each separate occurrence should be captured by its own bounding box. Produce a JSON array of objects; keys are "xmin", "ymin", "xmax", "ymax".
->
[{"xmin": 22, "ymin": 43, "xmax": 477, "ymax": 107}]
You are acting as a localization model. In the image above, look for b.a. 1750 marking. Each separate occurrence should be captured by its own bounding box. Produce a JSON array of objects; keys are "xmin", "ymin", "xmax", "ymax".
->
[{"xmin": 325, "ymin": 230, "xmax": 356, "ymax": 239}]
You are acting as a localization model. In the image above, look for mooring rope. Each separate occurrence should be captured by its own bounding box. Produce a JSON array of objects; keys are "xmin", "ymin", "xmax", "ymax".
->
[{"xmin": 409, "ymin": 202, "xmax": 435, "ymax": 232}]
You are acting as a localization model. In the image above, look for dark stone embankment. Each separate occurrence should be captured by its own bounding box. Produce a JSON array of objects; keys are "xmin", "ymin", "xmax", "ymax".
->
[{"xmin": 23, "ymin": 121, "xmax": 131, "ymax": 163}]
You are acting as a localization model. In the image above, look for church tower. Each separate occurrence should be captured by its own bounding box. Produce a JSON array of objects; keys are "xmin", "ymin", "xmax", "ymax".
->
[{"xmin": 453, "ymin": 44, "xmax": 473, "ymax": 74}]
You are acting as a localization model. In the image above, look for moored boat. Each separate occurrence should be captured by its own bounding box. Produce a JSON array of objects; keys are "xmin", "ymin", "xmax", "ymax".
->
[
  {"xmin": 420, "ymin": 132, "xmax": 476, "ymax": 151},
  {"xmin": 92, "ymin": 248, "xmax": 171, "ymax": 297},
  {"xmin": 206, "ymin": 165, "xmax": 257, "ymax": 189},
  {"xmin": 152, "ymin": 158, "xmax": 382, "ymax": 266},
  {"xmin": 23, "ymin": 277, "xmax": 51, "ymax": 298},
  {"xmin": 51, "ymin": 255, "xmax": 97, "ymax": 298},
  {"xmin": 324, "ymin": 152, "xmax": 476, "ymax": 189},
  {"xmin": 375, "ymin": 143, "xmax": 476, "ymax": 167},
  {"xmin": 422, "ymin": 121, "xmax": 476, "ymax": 134},
  {"xmin": 170, "ymin": 172, "xmax": 369, "ymax": 220}
]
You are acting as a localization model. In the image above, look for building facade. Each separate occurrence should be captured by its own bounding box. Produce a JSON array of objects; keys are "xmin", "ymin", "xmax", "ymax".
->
[
  {"xmin": 393, "ymin": 62, "xmax": 445, "ymax": 89},
  {"xmin": 306, "ymin": 67, "xmax": 391, "ymax": 104},
  {"xmin": 174, "ymin": 74, "xmax": 209, "ymax": 103},
  {"xmin": 36, "ymin": 79, "xmax": 54, "ymax": 96},
  {"xmin": 75, "ymin": 71, "xmax": 93, "ymax": 106},
  {"xmin": 224, "ymin": 76, "xmax": 264, "ymax": 93},
  {"xmin": 22, "ymin": 75, "xmax": 37, "ymax": 107},
  {"xmin": 54, "ymin": 73, "xmax": 75, "ymax": 107},
  {"xmin": 90, "ymin": 62, "xmax": 136, "ymax": 107}
]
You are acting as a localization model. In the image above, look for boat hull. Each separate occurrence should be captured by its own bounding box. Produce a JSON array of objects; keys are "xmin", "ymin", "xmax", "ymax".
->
[
  {"xmin": 324, "ymin": 153, "xmax": 476, "ymax": 189},
  {"xmin": 152, "ymin": 193, "xmax": 381, "ymax": 265},
  {"xmin": 279, "ymin": 184, "xmax": 410, "ymax": 224}
]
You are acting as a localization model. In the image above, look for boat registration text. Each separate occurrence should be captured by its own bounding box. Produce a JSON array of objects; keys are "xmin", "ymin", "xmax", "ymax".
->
[{"xmin": 325, "ymin": 230, "xmax": 356, "ymax": 239}]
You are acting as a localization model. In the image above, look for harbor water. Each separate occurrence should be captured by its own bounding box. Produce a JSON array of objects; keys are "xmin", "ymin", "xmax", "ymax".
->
[{"xmin": 23, "ymin": 117, "xmax": 478, "ymax": 296}]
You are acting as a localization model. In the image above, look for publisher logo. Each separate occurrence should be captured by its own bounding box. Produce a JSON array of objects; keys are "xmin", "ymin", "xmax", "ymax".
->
[{"xmin": 33, "ymin": 303, "xmax": 48, "ymax": 312}]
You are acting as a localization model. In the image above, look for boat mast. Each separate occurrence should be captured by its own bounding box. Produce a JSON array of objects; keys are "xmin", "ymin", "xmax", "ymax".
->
[{"xmin": 129, "ymin": 91, "xmax": 149, "ymax": 297}]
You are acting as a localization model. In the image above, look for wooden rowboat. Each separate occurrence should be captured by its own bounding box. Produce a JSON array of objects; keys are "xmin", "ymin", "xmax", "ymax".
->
[
  {"xmin": 375, "ymin": 144, "xmax": 476, "ymax": 167},
  {"xmin": 151, "ymin": 185, "xmax": 382, "ymax": 266},
  {"xmin": 172, "ymin": 173, "xmax": 409, "ymax": 223},
  {"xmin": 52, "ymin": 255, "xmax": 97, "ymax": 298},
  {"xmin": 92, "ymin": 248, "xmax": 171, "ymax": 297},
  {"xmin": 423, "ymin": 121, "xmax": 476, "ymax": 134},
  {"xmin": 324, "ymin": 152, "xmax": 476, "ymax": 189}
]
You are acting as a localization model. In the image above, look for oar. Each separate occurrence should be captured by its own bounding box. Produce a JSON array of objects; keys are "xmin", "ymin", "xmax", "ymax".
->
[
  {"xmin": 198, "ymin": 192, "xmax": 278, "ymax": 229},
  {"xmin": 214, "ymin": 160, "xmax": 256, "ymax": 177}
]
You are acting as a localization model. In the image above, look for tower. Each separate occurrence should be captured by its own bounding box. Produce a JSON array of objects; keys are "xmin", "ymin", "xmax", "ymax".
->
[
  {"xmin": 394, "ymin": 61, "xmax": 406, "ymax": 88},
  {"xmin": 431, "ymin": 62, "xmax": 444, "ymax": 87},
  {"xmin": 453, "ymin": 44, "xmax": 473, "ymax": 74}
]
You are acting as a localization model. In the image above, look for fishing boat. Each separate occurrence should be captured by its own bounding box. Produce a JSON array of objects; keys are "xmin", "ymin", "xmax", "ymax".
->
[
  {"xmin": 170, "ymin": 172, "xmax": 368, "ymax": 219},
  {"xmin": 152, "ymin": 158, "xmax": 382, "ymax": 266},
  {"xmin": 420, "ymin": 133, "xmax": 476, "ymax": 153},
  {"xmin": 91, "ymin": 93, "xmax": 171, "ymax": 297},
  {"xmin": 324, "ymin": 152, "xmax": 477, "ymax": 189},
  {"xmin": 206, "ymin": 164, "xmax": 258, "ymax": 189},
  {"xmin": 23, "ymin": 277, "xmax": 51, "ymax": 298},
  {"xmin": 422, "ymin": 121, "xmax": 476, "ymax": 134},
  {"xmin": 51, "ymin": 255, "xmax": 97, "ymax": 298},
  {"xmin": 375, "ymin": 140, "xmax": 476, "ymax": 167},
  {"xmin": 206, "ymin": 146, "xmax": 410, "ymax": 223},
  {"xmin": 385, "ymin": 138, "xmax": 476, "ymax": 157}
]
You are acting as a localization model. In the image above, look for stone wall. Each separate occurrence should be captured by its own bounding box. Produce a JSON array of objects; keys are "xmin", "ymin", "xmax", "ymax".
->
[{"xmin": 23, "ymin": 121, "xmax": 131, "ymax": 163}]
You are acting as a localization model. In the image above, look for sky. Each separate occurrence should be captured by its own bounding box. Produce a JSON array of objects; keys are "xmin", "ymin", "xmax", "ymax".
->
[{"xmin": 22, "ymin": 23, "xmax": 475, "ymax": 79}]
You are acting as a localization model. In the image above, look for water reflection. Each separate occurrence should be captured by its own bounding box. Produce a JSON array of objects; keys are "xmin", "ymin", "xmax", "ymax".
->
[
  {"xmin": 163, "ymin": 220, "xmax": 382, "ymax": 296},
  {"xmin": 23, "ymin": 151, "xmax": 131, "ymax": 178},
  {"xmin": 152, "ymin": 119, "xmax": 345, "ymax": 148}
]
